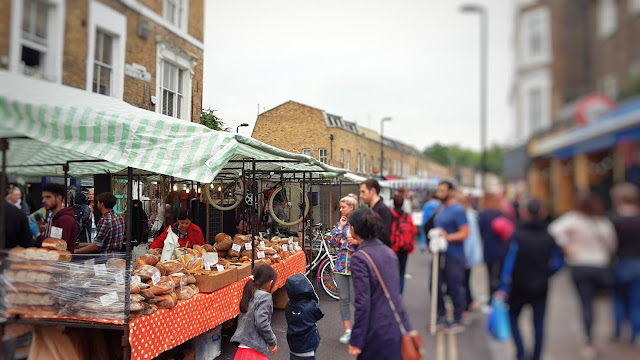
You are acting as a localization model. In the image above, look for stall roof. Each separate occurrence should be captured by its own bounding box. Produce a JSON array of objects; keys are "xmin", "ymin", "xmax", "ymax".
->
[{"xmin": 0, "ymin": 71, "xmax": 344, "ymax": 181}]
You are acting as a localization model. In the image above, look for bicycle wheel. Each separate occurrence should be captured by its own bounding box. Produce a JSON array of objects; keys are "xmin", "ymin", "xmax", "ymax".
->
[
  {"xmin": 204, "ymin": 172, "xmax": 244, "ymax": 211},
  {"xmin": 268, "ymin": 184, "xmax": 309, "ymax": 227},
  {"xmin": 318, "ymin": 258, "xmax": 340, "ymax": 300}
]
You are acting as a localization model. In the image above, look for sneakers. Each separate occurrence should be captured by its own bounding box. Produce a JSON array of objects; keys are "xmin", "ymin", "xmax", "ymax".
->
[
  {"xmin": 443, "ymin": 322, "xmax": 466, "ymax": 334},
  {"xmin": 339, "ymin": 330, "xmax": 352, "ymax": 344}
]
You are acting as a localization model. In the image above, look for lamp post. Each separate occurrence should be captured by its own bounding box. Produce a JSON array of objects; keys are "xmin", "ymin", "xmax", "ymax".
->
[
  {"xmin": 236, "ymin": 123, "xmax": 249, "ymax": 133},
  {"xmin": 380, "ymin": 117, "xmax": 392, "ymax": 177},
  {"xmin": 461, "ymin": 3, "xmax": 488, "ymax": 191},
  {"xmin": 329, "ymin": 134, "xmax": 334, "ymax": 164}
]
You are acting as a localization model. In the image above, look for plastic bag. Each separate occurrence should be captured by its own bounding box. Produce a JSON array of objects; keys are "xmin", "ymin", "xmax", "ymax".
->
[
  {"xmin": 487, "ymin": 297, "xmax": 511, "ymax": 341},
  {"xmin": 160, "ymin": 227, "xmax": 179, "ymax": 262}
]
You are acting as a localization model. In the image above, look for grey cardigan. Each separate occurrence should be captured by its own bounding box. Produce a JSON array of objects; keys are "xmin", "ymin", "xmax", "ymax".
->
[{"xmin": 231, "ymin": 289, "xmax": 277, "ymax": 356}]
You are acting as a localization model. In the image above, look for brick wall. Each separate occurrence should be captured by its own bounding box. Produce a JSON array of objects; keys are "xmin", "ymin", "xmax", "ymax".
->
[
  {"xmin": 188, "ymin": 0, "xmax": 204, "ymax": 42},
  {"xmin": 0, "ymin": 0, "xmax": 10, "ymax": 70}
]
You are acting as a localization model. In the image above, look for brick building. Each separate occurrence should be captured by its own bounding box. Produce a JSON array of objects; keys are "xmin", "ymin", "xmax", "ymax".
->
[
  {"xmin": 0, "ymin": 0, "xmax": 204, "ymax": 123},
  {"xmin": 251, "ymin": 101, "xmax": 450, "ymax": 180},
  {"xmin": 508, "ymin": 0, "xmax": 640, "ymax": 215}
]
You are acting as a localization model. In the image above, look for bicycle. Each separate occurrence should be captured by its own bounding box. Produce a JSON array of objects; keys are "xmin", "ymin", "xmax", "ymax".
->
[{"xmin": 304, "ymin": 223, "xmax": 339, "ymax": 300}]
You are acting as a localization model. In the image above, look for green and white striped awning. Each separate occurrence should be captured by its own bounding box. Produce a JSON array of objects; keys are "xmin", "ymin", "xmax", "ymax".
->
[{"xmin": 0, "ymin": 71, "xmax": 344, "ymax": 181}]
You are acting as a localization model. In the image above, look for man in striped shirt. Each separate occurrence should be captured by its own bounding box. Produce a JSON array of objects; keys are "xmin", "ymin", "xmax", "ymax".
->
[{"xmin": 75, "ymin": 192, "xmax": 124, "ymax": 254}]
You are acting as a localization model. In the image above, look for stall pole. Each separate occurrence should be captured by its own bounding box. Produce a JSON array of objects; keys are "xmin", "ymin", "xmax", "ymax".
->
[
  {"xmin": 251, "ymin": 159, "xmax": 256, "ymax": 271},
  {"xmin": 0, "ymin": 139, "xmax": 8, "ymax": 250},
  {"xmin": 241, "ymin": 159, "xmax": 246, "ymax": 233},
  {"xmin": 63, "ymin": 163, "xmax": 70, "ymax": 207},
  {"xmin": 329, "ymin": 181, "xmax": 333, "ymax": 227},
  {"xmin": 123, "ymin": 167, "xmax": 133, "ymax": 360},
  {"xmin": 301, "ymin": 172, "xmax": 306, "ymax": 254}
]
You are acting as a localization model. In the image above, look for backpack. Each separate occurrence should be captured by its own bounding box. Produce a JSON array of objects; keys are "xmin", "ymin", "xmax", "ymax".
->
[{"xmin": 391, "ymin": 212, "xmax": 416, "ymax": 254}]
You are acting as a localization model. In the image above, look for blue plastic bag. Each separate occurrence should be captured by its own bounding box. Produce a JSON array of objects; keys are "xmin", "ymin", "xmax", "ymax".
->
[
  {"xmin": 487, "ymin": 297, "xmax": 512, "ymax": 341},
  {"xmin": 549, "ymin": 244, "xmax": 565, "ymax": 275}
]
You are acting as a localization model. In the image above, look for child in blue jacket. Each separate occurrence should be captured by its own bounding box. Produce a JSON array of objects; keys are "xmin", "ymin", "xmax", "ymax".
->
[{"xmin": 285, "ymin": 274, "xmax": 325, "ymax": 360}]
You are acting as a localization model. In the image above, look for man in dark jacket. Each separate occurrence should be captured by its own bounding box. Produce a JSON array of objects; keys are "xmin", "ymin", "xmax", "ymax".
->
[
  {"xmin": 285, "ymin": 273, "xmax": 324, "ymax": 360},
  {"xmin": 35, "ymin": 183, "xmax": 78, "ymax": 252},
  {"xmin": 498, "ymin": 198, "xmax": 556, "ymax": 360},
  {"xmin": 360, "ymin": 179, "xmax": 393, "ymax": 247},
  {"xmin": 3, "ymin": 201, "xmax": 34, "ymax": 248}
]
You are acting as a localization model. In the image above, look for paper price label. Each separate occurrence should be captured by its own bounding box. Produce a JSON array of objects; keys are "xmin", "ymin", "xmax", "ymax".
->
[
  {"xmin": 257, "ymin": 251, "xmax": 265, "ymax": 259},
  {"xmin": 100, "ymin": 292, "xmax": 119, "ymax": 307},
  {"xmin": 232, "ymin": 244, "xmax": 242, "ymax": 252},
  {"xmin": 202, "ymin": 252, "xmax": 218, "ymax": 268},
  {"xmin": 151, "ymin": 271, "xmax": 161, "ymax": 286},
  {"xmin": 245, "ymin": 243, "xmax": 252, "ymax": 250},
  {"xmin": 294, "ymin": 242, "xmax": 299, "ymax": 248},
  {"xmin": 204, "ymin": 262, "xmax": 211, "ymax": 271},
  {"xmin": 259, "ymin": 241, "xmax": 265, "ymax": 247},
  {"xmin": 84, "ymin": 258, "xmax": 95, "ymax": 266},
  {"xmin": 94, "ymin": 264, "xmax": 108, "ymax": 277},
  {"xmin": 216, "ymin": 264, "xmax": 225, "ymax": 272},
  {"xmin": 131, "ymin": 276, "xmax": 141, "ymax": 284},
  {"xmin": 289, "ymin": 236, "xmax": 294, "ymax": 243},
  {"xmin": 282, "ymin": 244, "xmax": 288, "ymax": 252},
  {"xmin": 259, "ymin": 232, "xmax": 264, "ymax": 238},
  {"xmin": 115, "ymin": 272, "xmax": 125, "ymax": 285}
]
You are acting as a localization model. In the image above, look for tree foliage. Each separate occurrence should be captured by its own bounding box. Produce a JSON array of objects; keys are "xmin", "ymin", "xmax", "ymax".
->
[
  {"xmin": 200, "ymin": 107, "xmax": 231, "ymax": 132},
  {"xmin": 423, "ymin": 143, "xmax": 507, "ymax": 175}
]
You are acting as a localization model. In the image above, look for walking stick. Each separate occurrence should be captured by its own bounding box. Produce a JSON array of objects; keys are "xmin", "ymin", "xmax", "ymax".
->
[{"xmin": 430, "ymin": 250, "xmax": 439, "ymax": 335}]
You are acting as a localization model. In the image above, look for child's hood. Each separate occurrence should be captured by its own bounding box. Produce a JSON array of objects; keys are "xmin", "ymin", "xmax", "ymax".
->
[{"xmin": 285, "ymin": 273, "xmax": 319, "ymax": 303}]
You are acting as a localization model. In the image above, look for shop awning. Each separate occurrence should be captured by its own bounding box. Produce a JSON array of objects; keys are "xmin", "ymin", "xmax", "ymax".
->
[
  {"xmin": 532, "ymin": 98, "xmax": 640, "ymax": 159},
  {"xmin": 0, "ymin": 71, "xmax": 344, "ymax": 181}
]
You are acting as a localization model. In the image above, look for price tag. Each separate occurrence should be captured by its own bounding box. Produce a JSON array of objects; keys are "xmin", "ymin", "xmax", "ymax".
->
[
  {"xmin": 100, "ymin": 292, "xmax": 119, "ymax": 307},
  {"xmin": 259, "ymin": 232, "xmax": 264, "ymax": 238},
  {"xmin": 245, "ymin": 243, "xmax": 252, "ymax": 250},
  {"xmin": 282, "ymin": 244, "xmax": 288, "ymax": 252},
  {"xmin": 151, "ymin": 271, "xmax": 161, "ymax": 286},
  {"xmin": 131, "ymin": 276, "xmax": 141, "ymax": 284},
  {"xmin": 216, "ymin": 264, "xmax": 225, "ymax": 272},
  {"xmin": 257, "ymin": 251, "xmax": 265, "ymax": 259},
  {"xmin": 204, "ymin": 262, "xmax": 211, "ymax": 271},
  {"xmin": 259, "ymin": 241, "xmax": 265, "ymax": 247},
  {"xmin": 84, "ymin": 258, "xmax": 95, "ymax": 266},
  {"xmin": 94, "ymin": 264, "xmax": 108, "ymax": 277},
  {"xmin": 289, "ymin": 236, "xmax": 294, "ymax": 243},
  {"xmin": 115, "ymin": 272, "xmax": 125, "ymax": 285},
  {"xmin": 202, "ymin": 252, "xmax": 218, "ymax": 268},
  {"xmin": 294, "ymin": 242, "xmax": 299, "ymax": 248},
  {"xmin": 232, "ymin": 244, "xmax": 242, "ymax": 252}
]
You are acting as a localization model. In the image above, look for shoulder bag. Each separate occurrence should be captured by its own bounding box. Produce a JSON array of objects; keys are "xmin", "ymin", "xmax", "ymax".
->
[{"xmin": 360, "ymin": 250, "xmax": 424, "ymax": 360}]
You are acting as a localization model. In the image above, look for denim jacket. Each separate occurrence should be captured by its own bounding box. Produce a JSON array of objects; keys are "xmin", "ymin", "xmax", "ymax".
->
[{"xmin": 330, "ymin": 222, "xmax": 356, "ymax": 275}]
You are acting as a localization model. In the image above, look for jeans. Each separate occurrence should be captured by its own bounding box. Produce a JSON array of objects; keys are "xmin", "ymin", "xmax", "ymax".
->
[
  {"xmin": 487, "ymin": 259, "xmax": 504, "ymax": 297},
  {"xmin": 614, "ymin": 258, "xmax": 640, "ymax": 341},
  {"xmin": 570, "ymin": 266, "xmax": 612, "ymax": 343},
  {"xmin": 335, "ymin": 273, "xmax": 354, "ymax": 322},
  {"xmin": 509, "ymin": 289, "xmax": 547, "ymax": 360},
  {"xmin": 465, "ymin": 268, "xmax": 473, "ymax": 310},
  {"xmin": 437, "ymin": 254, "xmax": 467, "ymax": 323},
  {"xmin": 398, "ymin": 251, "xmax": 409, "ymax": 295},
  {"xmin": 290, "ymin": 353, "xmax": 316, "ymax": 360}
]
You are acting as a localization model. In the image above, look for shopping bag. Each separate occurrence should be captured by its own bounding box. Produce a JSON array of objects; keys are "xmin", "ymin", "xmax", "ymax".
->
[
  {"xmin": 487, "ymin": 297, "xmax": 511, "ymax": 341},
  {"xmin": 160, "ymin": 227, "xmax": 179, "ymax": 262}
]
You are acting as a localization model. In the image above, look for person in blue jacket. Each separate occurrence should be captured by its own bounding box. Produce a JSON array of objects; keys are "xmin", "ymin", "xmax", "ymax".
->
[{"xmin": 285, "ymin": 273, "xmax": 325, "ymax": 360}]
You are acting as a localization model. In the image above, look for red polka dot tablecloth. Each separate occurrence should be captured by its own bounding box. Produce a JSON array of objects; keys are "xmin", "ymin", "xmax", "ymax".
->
[{"xmin": 129, "ymin": 251, "xmax": 306, "ymax": 360}]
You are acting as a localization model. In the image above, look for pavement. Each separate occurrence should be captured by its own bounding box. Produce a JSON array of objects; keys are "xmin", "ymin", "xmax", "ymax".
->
[{"xmin": 216, "ymin": 250, "xmax": 638, "ymax": 360}]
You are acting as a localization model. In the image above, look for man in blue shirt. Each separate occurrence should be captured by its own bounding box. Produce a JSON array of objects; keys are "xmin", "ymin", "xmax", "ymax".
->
[
  {"xmin": 434, "ymin": 180, "xmax": 469, "ymax": 332},
  {"xmin": 421, "ymin": 193, "xmax": 440, "ymax": 252}
]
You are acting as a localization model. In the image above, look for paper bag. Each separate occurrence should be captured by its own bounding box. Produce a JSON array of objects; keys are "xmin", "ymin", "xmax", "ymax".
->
[{"xmin": 160, "ymin": 227, "xmax": 179, "ymax": 262}]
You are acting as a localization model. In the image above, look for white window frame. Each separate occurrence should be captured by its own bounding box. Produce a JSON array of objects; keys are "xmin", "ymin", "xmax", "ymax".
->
[
  {"xmin": 370, "ymin": 156, "xmax": 374, "ymax": 174},
  {"xmin": 630, "ymin": 0, "xmax": 640, "ymax": 15},
  {"xmin": 339, "ymin": 149, "xmax": 344, "ymax": 167},
  {"xmin": 518, "ymin": 7, "xmax": 552, "ymax": 68},
  {"xmin": 302, "ymin": 148, "xmax": 311, "ymax": 157},
  {"xmin": 356, "ymin": 152, "xmax": 361, "ymax": 173},
  {"xmin": 346, "ymin": 150, "xmax": 351, "ymax": 171},
  {"xmin": 86, "ymin": 1, "xmax": 126, "ymax": 99},
  {"xmin": 518, "ymin": 69, "xmax": 551, "ymax": 138},
  {"xmin": 156, "ymin": 39, "xmax": 196, "ymax": 121},
  {"xmin": 9, "ymin": 0, "xmax": 65, "ymax": 83},
  {"xmin": 598, "ymin": 0, "xmax": 618, "ymax": 39},
  {"xmin": 163, "ymin": 0, "xmax": 189, "ymax": 32},
  {"xmin": 318, "ymin": 148, "xmax": 328, "ymax": 164},
  {"xmin": 362, "ymin": 153, "xmax": 367, "ymax": 173}
]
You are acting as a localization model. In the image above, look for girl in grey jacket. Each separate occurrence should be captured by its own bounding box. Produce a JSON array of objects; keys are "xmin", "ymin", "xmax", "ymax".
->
[{"xmin": 231, "ymin": 265, "xmax": 279, "ymax": 359}]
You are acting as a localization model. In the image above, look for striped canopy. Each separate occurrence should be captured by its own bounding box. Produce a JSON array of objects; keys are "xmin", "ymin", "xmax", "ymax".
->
[{"xmin": 0, "ymin": 71, "xmax": 344, "ymax": 182}]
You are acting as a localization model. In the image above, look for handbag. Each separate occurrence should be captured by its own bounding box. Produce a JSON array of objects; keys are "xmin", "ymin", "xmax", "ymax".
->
[{"xmin": 360, "ymin": 251, "xmax": 424, "ymax": 360}]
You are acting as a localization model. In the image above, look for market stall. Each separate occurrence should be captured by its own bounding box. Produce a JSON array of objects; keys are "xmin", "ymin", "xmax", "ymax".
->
[{"xmin": 0, "ymin": 70, "xmax": 344, "ymax": 359}]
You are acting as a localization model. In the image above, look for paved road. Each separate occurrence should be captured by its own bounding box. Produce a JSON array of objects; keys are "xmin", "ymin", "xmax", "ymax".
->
[{"xmin": 216, "ymin": 251, "xmax": 638, "ymax": 360}]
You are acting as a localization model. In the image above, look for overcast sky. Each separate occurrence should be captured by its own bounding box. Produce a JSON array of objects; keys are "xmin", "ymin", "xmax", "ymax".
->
[{"xmin": 203, "ymin": 0, "xmax": 513, "ymax": 152}]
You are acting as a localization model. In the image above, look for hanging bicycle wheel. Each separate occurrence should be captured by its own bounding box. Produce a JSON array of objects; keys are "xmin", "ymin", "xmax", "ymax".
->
[
  {"xmin": 268, "ymin": 184, "xmax": 309, "ymax": 227},
  {"xmin": 204, "ymin": 172, "xmax": 245, "ymax": 211}
]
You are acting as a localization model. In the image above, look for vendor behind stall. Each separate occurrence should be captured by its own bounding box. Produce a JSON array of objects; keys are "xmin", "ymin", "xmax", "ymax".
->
[
  {"xmin": 75, "ymin": 192, "xmax": 125, "ymax": 254},
  {"xmin": 149, "ymin": 210, "xmax": 205, "ymax": 249},
  {"xmin": 35, "ymin": 183, "xmax": 77, "ymax": 252}
]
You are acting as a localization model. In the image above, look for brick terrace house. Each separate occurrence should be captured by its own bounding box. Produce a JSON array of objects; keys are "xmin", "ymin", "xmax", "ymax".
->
[
  {"xmin": 252, "ymin": 101, "xmax": 451, "ymax": 180},
  {"xmin": 0, "ymin": 0, "xmax": 204, "ymax": 123}
]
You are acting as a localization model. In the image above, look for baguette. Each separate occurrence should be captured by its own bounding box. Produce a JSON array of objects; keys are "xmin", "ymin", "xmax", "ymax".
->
[
  {"xmin": 5, "ymin": 293, "xmax": 56, "ymax": 306},
  {"xmin": 4, "ymin": 270, "xmax": 52, "ymax": 283},
  {"xmin": 6, "ymin": 306, "xmax": 58, "ymax": 316},
  {"xmin": 42, "ymin": 238, "xmax": 68, "ymax": 251}
]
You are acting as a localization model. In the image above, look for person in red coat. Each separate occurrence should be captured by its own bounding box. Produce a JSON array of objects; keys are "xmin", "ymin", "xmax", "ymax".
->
[{"xmin": 149, "ymin": 210, "xmax": 204, "ymax": 249}]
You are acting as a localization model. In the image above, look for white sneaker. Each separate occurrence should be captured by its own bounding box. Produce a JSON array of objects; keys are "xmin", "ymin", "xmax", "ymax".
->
[{"xmin": 339, "ymin": 330, "xmax": 351, "ymax": 344}]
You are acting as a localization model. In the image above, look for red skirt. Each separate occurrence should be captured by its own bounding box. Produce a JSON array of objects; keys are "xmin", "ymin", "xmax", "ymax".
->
[{"xmin": 234, "ymin": 347, "xmax": 269, "ymax": 360}]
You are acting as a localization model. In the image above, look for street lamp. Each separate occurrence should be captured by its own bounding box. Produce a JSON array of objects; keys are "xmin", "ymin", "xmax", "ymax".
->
[
  {"xmin": 460, "ymin": 3, "xmax": 488, "ymax": 191},
  {"xmin": 236, "ymin": 123, "xmax": 249, "ymax": 133},
  {"xmin": 380, "ymin": 117, "xmax": 392, "ymax": 177},
  {"xmin": 329, "ymin": 134, "xmax": 334, "ymax": 163}
]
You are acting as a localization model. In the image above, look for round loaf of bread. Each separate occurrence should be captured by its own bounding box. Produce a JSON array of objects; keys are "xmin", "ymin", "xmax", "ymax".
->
[{"xmin": 215, "ymin": 233, "xmax": 232, "ymax": 244}]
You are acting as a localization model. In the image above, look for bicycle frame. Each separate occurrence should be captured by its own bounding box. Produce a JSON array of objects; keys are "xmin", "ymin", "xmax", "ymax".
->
[{"xmin": 305, "ymin": 226, "xmax": 335, "ymax": 276}]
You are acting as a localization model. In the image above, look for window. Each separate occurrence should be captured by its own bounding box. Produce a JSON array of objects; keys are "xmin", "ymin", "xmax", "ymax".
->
[
  {"xmin": 519, "ymin": 7, "xmax": 551, "ymax": 67},
  {"xmin": 601, "ymin": 74, "xmax": 619, "ymax": 100},
  {"xmin": 529, "ymin": 88, "xmax": 542, "ymax": 132},
  {"xmin": 598, "ymin": 0, "xmax": 618, "ymax": 38},
  {"xmin": 92, "ymin": 30, "xmax": 114, "ymax": 95},
  {"xmin": 356, "ymin": 152, "xmax": 361, "ymax": 173},
  {"xmin": 164, "ymin": 0, "xmax": 188, "ymax": 30},
  {"xmin": 631, "ymin": 0, "xmax": 640, "ymax": 15},
  {"xmin": 326, "ymin": 114, "xmax": 344, "ymax": 128},
  {"xmin": 370, "ymin": 156, "xmax": 374, "ymax": 174},
  {"xmin": 10, "ymin": 0, "xmax": 65, "ymax": 82},
  {"xmin": 86, "ymin": 1, "xmax": 126, "ymax": 99},
  {"xmin": 346, "ymin": 150, "xmax": 351, "ymax": 171},
  {"xmin": 302, "ymin": 149, "xmax": 311, "ymax": 157},
  {"xmin": 362, "ymin": 153, "xmax": 367, "ymax": 173},
  {"xmin": 318, "ymin": 148, "xmax": 328, "ymax": 164},
  {"xmin": 528, "ymin": 17, "xmax": 542, "ymax": 56},
  {"xmin": 156, "ymin": 40, "xmax": 196, "ymax": 120},
  {"xmin": 339, "ymin": 149, "xmax": 344, "ymax": 167}
]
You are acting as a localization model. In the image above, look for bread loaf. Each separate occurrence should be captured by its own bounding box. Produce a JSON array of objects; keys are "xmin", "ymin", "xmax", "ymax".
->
[
  {"xmin": 5, "ymin": 293, "xmax": 56, "ymax": 306},
  {"xmin": 175, "ymin": 285, "xmax": 197, "ymax": 300},
  {"xmin": 155, "ymin": 260, "xmax": 185, "ymax": 276},
  {"xmin": 130, "ymin": 294, "xmax": 145, "ymax": 302},
  {"xmin": 42, "ymin": 238, "xmax": 68, "ymax": 251},
  {"xmin": 136, "ymin": 254, "xmax": 159, "ymax": 267},
  {"xmin": 167, "ymin": 273, "xmax": 188, "ymax": 287},
  {"xmin": 8, "ymin": 247, "xmax": 26, "ymax": 259},
  {"xmin": 8, "ymin": 283, "xmax": 50, "ymax": 294},
  {"xmin": 6, "ymin": 306, "xmax": 58, "ymax": 316},
  {"xmin": 202, "ymin": 244, "xmax": 216, "ymax": 253},
  {"xmin": 156, "ymin": 294, "xmax": 177, "ymax": 309},
  {"xmin": 185, "ymin": 274, "xmax": 196, "ymax": 285},
  {"xmin": 106, "ymin": 258, "xmax": 126, "ymax": 271},
  {"xmin": 215, "ymin": 238, "xmax": 233, "ymax": 251},
  {"xmin": 140, "ymin": 289, "xmax": 155, "ymax": 300},
  {"xmin": 215, "ymin": 233, "xmax": 232, "ymax": 244},
  {"xmin": 147, "ymin": 277, "xmax": 175, "ymax": 295},
  {"xmin": 133, "ymin": 265, "xmax": 161, "ymax": 282},
  {"xmin": 5, "ymin": 270, "xmax": 52, "ymax": 283},
  {"xmin": 130, "ymin": 301, "xmax": 144, "ymax": 312},
  {"xmin": 148, "ymin": 248, "xmax": 163, "ymax": 257}
]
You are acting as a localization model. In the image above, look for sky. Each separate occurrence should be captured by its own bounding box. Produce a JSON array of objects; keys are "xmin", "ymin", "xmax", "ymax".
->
[{"xmin": 203, "ymin": 0, "xmax": 513, "ymax": 152}]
